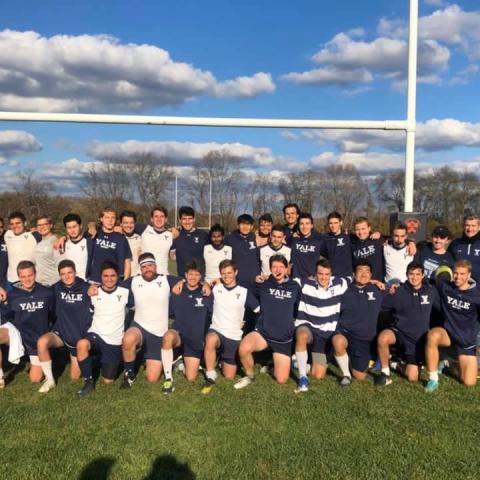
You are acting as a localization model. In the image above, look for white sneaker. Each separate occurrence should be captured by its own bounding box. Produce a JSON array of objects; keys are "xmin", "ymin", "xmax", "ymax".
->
[
  {"xmin": 38, "ymin": 379, "xmax": 56, "ymax": 393},
  {"xmin": 234, "ymin": 376, "xmax": 253, "ymax": 390}
]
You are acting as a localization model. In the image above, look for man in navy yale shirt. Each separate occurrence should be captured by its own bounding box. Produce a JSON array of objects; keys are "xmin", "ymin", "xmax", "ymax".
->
[
  {"xmin": 424, "ymin": 259, "xmax": 480, "ymax": 392},
  {"xmin": 375, "ymin": 261, "xmax": 439, "ymax": 387},
  {"xmin": 234, "ymin": 254, "xmax": 301, "ymax": 389},
  {"xmin": 332, "ymin": 260, "xmax": 385, "ymax": 386},
  {"xmin": 291, "ymin": 212, "xmax": 324, "ymax": 281},
  {"xmin": 449, "ymin": 214, "xmax": 480, "ymax": 282},
  {"xmin": 161, "ymin": 261, "xmax": 213, "ymax": 393},
  {"xmin": 0, "ymin": 260, "xmax": 54, "ymax": 386},
  {"xmin": 171, "ymin": 206, "xmax": 209, "ymax": 277},
  {"xmin": 36, "ymin": 259, "xmax": 93, "ymax": 393}
]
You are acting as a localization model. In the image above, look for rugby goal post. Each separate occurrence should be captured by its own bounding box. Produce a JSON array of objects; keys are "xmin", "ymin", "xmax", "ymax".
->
[{"xmin": 0, "ymin": 0, "xmax": 419, "ymax": 213}]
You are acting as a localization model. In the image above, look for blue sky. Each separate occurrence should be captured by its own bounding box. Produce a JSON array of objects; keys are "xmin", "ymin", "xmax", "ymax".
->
[{"xmin": 1, "ymin": 0, "xmax": 480, "ymax": 193}]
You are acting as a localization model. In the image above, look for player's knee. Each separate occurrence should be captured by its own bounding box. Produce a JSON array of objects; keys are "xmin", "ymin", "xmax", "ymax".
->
[
  {"xmin": 37, "ymin": 335, "xmax": 49, "ymax": 351},
  {"xmin": 29, "ymin": 371, "xmax": 43, "ymax": 383},
  {"xmin": 312, "ymin": 370, "xmax": 326, "ymax": 380},
  {"xmin": 352, "ymin": 371, "xmax": 367, "ymax": 381},
  {"xmin": 145, "ymin": 372, "xmax": 160, "ymax": 383},
  {"xmin": 238, "ymin": 343, "xmax": 250, "ymax": 358},
  {"xmin": 275, "ymin": 374, "xmax": 289, "ymax": 384},
  {"xmin": 70, "ymin": 370, "xmax": 81, "ymax": 381},
  {"xmin": 77, "ymin": 339, "xmax": 89, "ymax": 353},
  {"xmin": 122, "ymin": 332, "xmax": 137, "ymax": 348},
  {"xmin": 185, "ymin": 372, "xmax": 198, "ymax": 382},
  {"xmin": 463, "ymin": 377, "xmax": 477, "ymax": 387},
  {"xmin": 102, "ymin": 378, "xmax": 114, "ymax": 385}
]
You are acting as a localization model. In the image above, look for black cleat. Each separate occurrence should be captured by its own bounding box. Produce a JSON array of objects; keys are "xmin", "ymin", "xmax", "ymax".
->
[
  {"xmin": 78, "ymin": 379, "xmax": 95, "ymax": 397},
  {"xmin": 120, "ymin": 371, "xmax": 136, "ymax": 390},
  {"xmin": 374, "ymin": 373, "xmax": 393, "ymax": 387}
]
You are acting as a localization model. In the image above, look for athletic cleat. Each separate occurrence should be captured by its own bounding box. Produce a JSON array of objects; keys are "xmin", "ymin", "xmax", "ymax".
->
[
  {"xmin": 260, "ymin": 362, "xmax": 273, "ymax": 374},
  {"xmin": 374, "ymin": 373, "xmax": 392, "ymax": 387},
  {"xmin": 424, "ymin": 379, "xmax": 439, "ymax": 393},
  {"xmin": 173, "ymin": 355, "xmax": 184, "ymax": 372},
  {"xmin": 295, "ymin": 376, "xmax": 309, "ymax": 393},
  {"xmin": 339, "ymin": 376, "xmax": 352, "ymax": 388},
  {"xmin": 437, "ymin": 360, "xmax": 450, "ymax": 374},
  {"xmin": 120, "ymin": 371, "xmax": 136, "ymax": 390},
  {"xmin": 38, "ymin": 379, "xmax": 56, "ymax": 393},
  {"xmin": 234, "ymin": 376, "xmax": 254, "ymax": 390},
  {"xmin": 201, "ymin": 377, "xmax": 216, "ymax": 395},
  {"xmin": 162, "ymin": 379, "xmax": 175, "ymax": 394},
  {"xmin": 78, "ymin": 379, "xmax": 95, "ymax": 397}
]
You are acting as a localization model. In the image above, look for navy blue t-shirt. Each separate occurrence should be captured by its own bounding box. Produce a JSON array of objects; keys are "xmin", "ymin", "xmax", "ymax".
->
[
  {"xmin": 438, "ymin": 280, "xmax": 480, "ymax": 348},
  {"xmin": 291, "ymin": 235, "xmax": 324, "ymax": 280},
  {"xmin": 382, "ymin": 281, "xmax": 440, "ymax": 341},
  {"xmin": 256, "ymin": 276, "xmax": 301, "ymax": 343},
  {"xmin": 5, "ymin": 283, "xmax": 55, "ymax": 354},
  {"xmin": 225, "ymin": 230, "xmax": 261, "ymax": 290},
  {"xmin": 449, "ymin": 234, "xmax": 480, "ymax": 282},
  {"xmin": 90, "ymin": 229, "xmax": 132, "ymax": 282},
  {"xmin": 321, "ymin": 232, "xmax": 353, "ymax": 278},
  {"xmin": 350, "ymin": 236, "xmax": 385, "ymax": 281},
  {"xmin": 415, "ymin": 244, "xmax": 454, "ymax": 282},
  {"xmin": 337, "ymin": 283, "xmax": 385, "ymax": 341},
  {"xmin": 172, "ymin": 228, "xmax": 209, "ymax": 277},
  {"xmin": 171, "ymin": 286, "xmax": 213, "ymax": 350},
  {"xmin": 53, "ymin": 277, "xmax": 92, "ymax": 346}
]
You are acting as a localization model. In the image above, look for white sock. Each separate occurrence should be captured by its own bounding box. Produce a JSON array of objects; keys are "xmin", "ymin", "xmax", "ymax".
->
[
  {"xmin": 161, "ymin": 349, "xmax": 173, "ymax": 380},
  {"xmin": 296, "ymin": 350, "xmax": 308, "ymax": 378},
  {"xmin": 428, "ymin": 371, "xmax": 439, "ymax": 382},
  {"xmin": 206, "ymin": 369, "xmax": 217, "ymax": 381},
  {"xmin": 381, "ymin": 367, "xmax": 390, "ymax": 376},
  {"xmin": 40, "ymin": 361, "xmax": 54, "ymax": 382},
  {"xmin": 335, "ymin": 354, "xmax": 351, "ymax": 378}
]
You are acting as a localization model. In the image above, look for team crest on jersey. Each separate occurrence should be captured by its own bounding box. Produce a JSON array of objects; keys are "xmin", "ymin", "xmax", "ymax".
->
[
  {"xmin": 236, "ymin": 293, "xmax": 241, "ymax": 299},
  {"xmin": 475, "ymin": 249, "xmax": 480, "ymax": 256},
  {"xmin": 23, "ymin": 234, "xmax": 29, "ymax": 240},
  {"xmin": 81, "ymin": 246, "xmax": 86, "ymax": 251},
  {"xmin": 0, "ymin": 244, "xmax": 6, "ymax": 252},
  {"xmin": 420, "ymin": 295, "xmax": 430, "ymax": 305},
  {"xmin": 19, "ymin": 301, "xmax": 45, "ymax": 312},
  {"xmin": 60, "ymin": 292, "xmax": 83, "ymax": 303},
  {"xmin": 296, "ymin": 244, "xmax": 316, "ymax": 253},
  {"xmin": 447, "ymin": 296, "xmax": 470, "ymax": 310},
  {"xmin": 269, "ymin": 288, "xmax": 292, "ymax": 300},
  {"xmin": 337, "ymin": 238, "xmax": 345, "ymax": 246},
  {"xmin": 156, "ymin": 280, "xmax": 163, "ymax": 288},
  {"xmin": 355, "ymin": 245, "xmax": 375, "ymax": 257},
  {"xmin": 194, "ymin": 237, "xmax": 199, "ymax": 243},
  {"xmin": 366, "ymin": 292, "xmax": 376, "ymax": 301},
  {"xmin": 116, "ymin": 295, "xmax": 123, "ymax": 302},
  {"xmin": 195, "ymin": 297, "xmax": 204, "ymax": 307},
  {"xmin": 249, "ymin": 241, "xmax": 256, "ymax": 250}
]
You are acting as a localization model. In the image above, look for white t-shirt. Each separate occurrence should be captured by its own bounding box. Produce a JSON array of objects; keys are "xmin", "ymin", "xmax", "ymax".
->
[
  {"xmin": 210, "ymin": 284, "xmax": 259, "ymax": 341},
  {"xmin": 384, "ymin": 244, "xmax": 414, "ymax": 284},
  {"xmin": 130, "ymin": 274, "xmax": 173, "ymax": 337},
  {"xmin": 4, "ymin": 230, "xmax": 38, "ymax": 282},
  {"xmin": 34, "ymin": 235, "xmax": 62, "ymax": 286},
  {"xmin": 89, "ymin": 285, "xmax": 132, "ymax": 345},
  {"xmin": 260, "ymin": 244, "xmax": 291, "ymax": 277},
  {"xmin": 63, "ymin": 237, "xmax": 90, "ymax": 281},
  {"xmin": 140, "ymin": 226, "xmax": 173, "ymax": 275},
  {"xmin": 203, "ymin": 244, "xmax": 232, "ymax": 283},
  {"xmin": 126, "ymin": 233, "xmax": 142, "ymax": 276}
]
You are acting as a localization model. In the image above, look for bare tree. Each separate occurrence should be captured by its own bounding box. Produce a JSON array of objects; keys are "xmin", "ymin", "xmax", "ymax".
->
[{"xmin": 249, "ymin": 173, "xmax": 281, "ymax": 219}]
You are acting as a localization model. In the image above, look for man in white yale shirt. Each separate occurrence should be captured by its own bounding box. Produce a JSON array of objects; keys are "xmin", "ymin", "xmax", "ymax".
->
[
  {"xmin": 201, "ymin": 259, "xmax": 259, "ymax": 394},
  {"xmin": 204, "ymin": 224, "xmax": 232, "ymax": 284},
  {"xmin": 384, "ymin": 222, "xmax": 414, "ymax": 286},
  {"xmin": 259, "ymin": 224, "xmax": 291, "ymax": 278},
  {"xmin": 76, "ymin": 261, "xmax": 133, "ymax": 396}
]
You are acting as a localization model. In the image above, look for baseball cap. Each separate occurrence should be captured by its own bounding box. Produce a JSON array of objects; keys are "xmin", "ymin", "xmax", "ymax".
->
[{"xmin": 432, "ymin": 226, "xmax": 450, "ymax": 238}]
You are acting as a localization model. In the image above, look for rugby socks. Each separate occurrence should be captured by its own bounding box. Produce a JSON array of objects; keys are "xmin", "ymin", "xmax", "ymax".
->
[
  {"xmin": 295, "ymin": 350, "xmax": 308, "ymax": 378},
  {"xmin": 161, "ymin": 349, "xmax": 173, "ymax": 380},
  {"xmin": 335, "ymin": 354, "xmax": 351, "ymax": 378},
  {"xmin": 78, "ymin": 357, "xmax": 93, "ymax": 380},
  {"xmin": 40, "ymin": 360, "xmax": 54, "ymax": 382},
  {"xmin": 428, "ymin": 370, "xmax": 439, "ymax": 382},
  {"xmin": 206, "ymin": 370, "xmax": 217, "ymax": 382},
  {"xmin": 124, "ymin": 361, "xmax": 135, "ymax": 376},
  {"xmin": 381, "ymin": 367, "xmax": 390, "ymax": 377}
]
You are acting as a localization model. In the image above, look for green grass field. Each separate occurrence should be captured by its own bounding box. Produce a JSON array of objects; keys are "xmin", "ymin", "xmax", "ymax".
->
[{"xmin": 2, "ymin": 361, "xmax": 480, "ymax": 480}]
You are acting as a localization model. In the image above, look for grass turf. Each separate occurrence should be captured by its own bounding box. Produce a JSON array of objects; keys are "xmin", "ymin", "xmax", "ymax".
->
[{"xmin": 1, "ymin": 363, "xmax": 479, "ymax": 480}]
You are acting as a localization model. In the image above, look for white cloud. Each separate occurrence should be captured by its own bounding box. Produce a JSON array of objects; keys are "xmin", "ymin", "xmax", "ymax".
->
[
  {"xmin": 0, "ymin": 130, "xmax": 42, "ymax": 157},
  {"xmin": 284, "ymin": 118, "xmax": 480, "ymax": 153},
  {"xmin": 87, "ymin": 140, "xmax": 276, "ymax": 168},
  {"xmin": 0, "ymin": 30, "xmax": 275, "ymax": 113},
  {"xmin": 309, "ymin": 151, "xmax": 405, "ymax": 173},
  {"xmin": 282, "ymin": 66, "xmax": 373, "ymax": 85}
]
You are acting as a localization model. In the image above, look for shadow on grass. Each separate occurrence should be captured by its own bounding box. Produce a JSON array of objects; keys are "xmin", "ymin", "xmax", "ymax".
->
[
  {"xmin": 77, "ymin": 455, "xmax": 195, "ymax": 480},
  {"xmin": 78, "ymin": 456, "xmax": 115, "ymax": 480}
]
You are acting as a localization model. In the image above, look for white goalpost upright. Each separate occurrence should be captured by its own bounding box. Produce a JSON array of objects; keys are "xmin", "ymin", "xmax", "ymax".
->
[{"xmin": 0, "ymin": 0, "xmax": 419, "ymax": 213}]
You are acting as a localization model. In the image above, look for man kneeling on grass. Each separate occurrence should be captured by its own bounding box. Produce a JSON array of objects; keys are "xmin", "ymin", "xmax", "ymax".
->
[
  {"xmin": 424, "ymin": 259, "xmax": 480, "ymax": 392},
  {"xmin": 201, "ymin": 259, "xmax": 259, "ymax": 394},
  {"xmin": 234, "ymin": 254, "xmax": 301, "ymax": 389},
  {"xmin": 76, "ymin": 262, "xmax": 133, "ymax": 397},
  {"xmin": 161, "ymin": 261, "xmax": 213, "ymax": 394},
  {"xmin": 332, "ymin": 261, "xmax": 385, "ymax": 387}
]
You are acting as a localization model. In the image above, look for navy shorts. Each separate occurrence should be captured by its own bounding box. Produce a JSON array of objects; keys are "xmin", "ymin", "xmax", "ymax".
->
[
  {"xmin": 446, "ymin": 328, "xmax": 477, "ymax": 357},
  {"xmin": 175, "ymin": 328, "xmax": 204, "ymax": 359},
  {"xmin": 208, "ymin": 329, "xmax": 239, "ymax": 365},
  {"xmin": 296, "ymin": 323, "xmax": 332, "ymax": 354},
  {"xmin": 256, "ymin": 330, "xmax": 292, "ymax": 357},
  {"xmin": 392, "ymin": 328, "xmax": 425, "ymax": 365},
  {"xmin": 337, "ymin": 329, "xmax": 372, "ymax": 373},
  {"xmin": 85, "ymin": 332, "xmax": 121, "ymax": 366},
  {"xmin": 51, "ymin": 329, "xmax": 77, "ymax": 357},
  {"xmin": 130, "ymin": 321, "xmax": 162, "ymax": 361}
]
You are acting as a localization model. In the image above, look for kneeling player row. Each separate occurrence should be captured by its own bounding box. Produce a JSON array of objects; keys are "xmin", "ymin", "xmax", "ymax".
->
[{"xmin": 0, "ymin": 254, "xmax": 478, "ymax": 396}]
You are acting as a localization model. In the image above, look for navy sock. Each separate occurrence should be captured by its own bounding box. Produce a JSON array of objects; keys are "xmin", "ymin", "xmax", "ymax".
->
[
  {"xmin": 124, "ymin": 361, "xmax": 135, "ymax": 375},
  {"xmin": 79, "ymin": 357, "xmax": 93, "ymax": 380}
]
